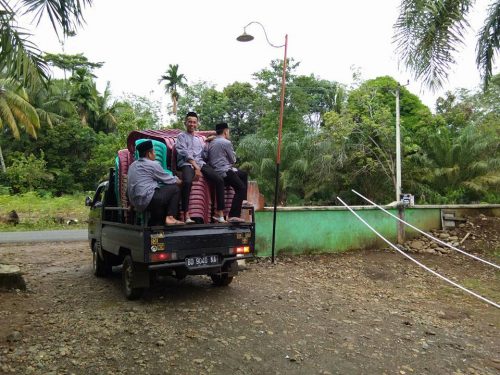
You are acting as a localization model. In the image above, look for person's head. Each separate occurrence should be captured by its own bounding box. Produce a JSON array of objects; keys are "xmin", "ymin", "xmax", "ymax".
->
[
  {"xmin": 215, "ymin": 122, "xmax": 229, "ymax": 138},
  {"xmin": 136, "ymin": 140, "xmax": 155, "ymax": 160},
  {"xmin": 185, "ymin": 111, "xmax": 198, "ymax": 133}
]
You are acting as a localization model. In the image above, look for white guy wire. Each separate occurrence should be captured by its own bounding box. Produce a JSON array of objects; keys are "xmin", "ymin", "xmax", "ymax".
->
[
  {"xmin": 337, "ymin": 197, "xmax": 499, "ymax": 309},
  {"xmin": 351, "ymin": 189, "xmax": 500, "ymax": 270}
]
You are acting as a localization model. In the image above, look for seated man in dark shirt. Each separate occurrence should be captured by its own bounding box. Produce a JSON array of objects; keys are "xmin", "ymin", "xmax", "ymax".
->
[
  {"xmin": 127, "ymin": 140, "xmax": 184, "ymax": 226},
  {"xmin": 207, "ymin": 122, "xmax": 248, "ymax": 223},
  {"xmin": 175, "ymin": 112, "xmax": 226, "ymax": 223}
]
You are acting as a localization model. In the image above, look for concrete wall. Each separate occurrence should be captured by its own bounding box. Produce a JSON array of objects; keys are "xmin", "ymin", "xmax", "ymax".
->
[{"xmin": 253, "ymin": 205, "xmax": 500, "ymax": 257}]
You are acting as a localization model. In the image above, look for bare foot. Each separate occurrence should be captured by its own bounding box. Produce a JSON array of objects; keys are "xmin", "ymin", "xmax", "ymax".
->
[{"xmin": 166, "ymin": 216, "xmax": 185, "ymax": 225}]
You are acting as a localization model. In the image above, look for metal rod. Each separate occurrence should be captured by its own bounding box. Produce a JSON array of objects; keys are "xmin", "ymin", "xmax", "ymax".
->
[
  {"xmin": 271, "ymin": 34, "xmax": 288, "ymax": 263},
  {"xmin": 271, "ymin": 163, "xmax": 280, "ymax": 263},
  {"xmin": 242, "ymin": 21, "xmax": 286, "ymax": 48}
]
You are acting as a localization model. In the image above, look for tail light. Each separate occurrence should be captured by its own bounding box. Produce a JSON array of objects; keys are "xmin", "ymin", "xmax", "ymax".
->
[{"xmin": 233, "ymin": 246, "xmax": 250, "ymax": 254}]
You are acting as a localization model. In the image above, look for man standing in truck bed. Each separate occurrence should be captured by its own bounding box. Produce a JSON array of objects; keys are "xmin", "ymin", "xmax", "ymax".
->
[
  {"xmin": 127, "ymin": 140, "xmax": 183, "ymax": 226},
  {"xmin": 207, "ymin": 122, "xmax": 247, "ymax": 223}
]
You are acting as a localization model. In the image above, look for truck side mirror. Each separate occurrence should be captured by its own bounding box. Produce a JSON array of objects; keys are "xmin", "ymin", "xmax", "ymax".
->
[{"xmin": 85, "ymin": 196, "xmax": 92, "ymax": 207}]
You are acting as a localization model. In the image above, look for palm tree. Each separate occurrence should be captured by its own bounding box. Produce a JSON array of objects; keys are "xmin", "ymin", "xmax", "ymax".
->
[
  {"xmin": 0, "ymin": 80, "xmax": 40, "ymax": 172},
  {"xmin": 0, "ymin": 0, "xmax": 92, "ymax": 89},
  {"xmin": 69, "ymin": 67, "xmax": 99, "ymax": 126},
  {"xmin": 394, "ymin": 0, "xmax": 500, "ymax": 90},
  {"xmin": 158, "ymin": 64, "xmax": 186, "ymax": 115}
]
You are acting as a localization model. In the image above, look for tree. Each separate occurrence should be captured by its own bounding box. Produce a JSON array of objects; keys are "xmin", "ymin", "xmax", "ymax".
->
[
  {"xmin": 0, "ymin": 0, "xmax": 92, "ymax": 88},
  {"xmin": 223, "ymin": 82, "xmax": 263, "ymax": 144},
  {"xmin": 394, "ymin": 0, "xmax": 500, "ymax": 90},
  {"xmin": 69, "ymin": 67, "xmax": 99, "ymax": 126},
  {"xmin": 176, "ymin": 81, "xmax": 227, "ymax": 130},
  {"xmin": 0, "ymin": 80, "xmax": 40, "ymax": 172},
  {"xmin": 158, "ymin": 64, "xmax": 186, "ymax": 115}
]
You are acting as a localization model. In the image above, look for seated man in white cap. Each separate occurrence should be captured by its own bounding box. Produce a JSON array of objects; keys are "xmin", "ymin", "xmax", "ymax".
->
[
  {"xmin": 207, "ymin": 122, "xmax": 248, "ymax": 223},
  {"xmin": 127, "ymin": 140, "xmax": 184, "ymax": 226}
]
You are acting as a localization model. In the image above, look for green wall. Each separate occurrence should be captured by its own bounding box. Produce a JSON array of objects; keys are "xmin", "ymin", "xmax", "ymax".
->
[{"xmin": 254, "ymin": 207, "xmax": 440, "ymax": 257}]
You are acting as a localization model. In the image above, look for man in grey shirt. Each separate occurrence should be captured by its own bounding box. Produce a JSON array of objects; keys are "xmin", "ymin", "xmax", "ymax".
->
[
  {"xmin": 207, "ymin": 122, "xmax": 247, "ymax": 223},
  {"xmin": 127, "ymin": 140, "xmax": 183, "ymax": 226},
  {"xmin": 176, "ymin": 112, "xmax": 225, "ymax": 223}
]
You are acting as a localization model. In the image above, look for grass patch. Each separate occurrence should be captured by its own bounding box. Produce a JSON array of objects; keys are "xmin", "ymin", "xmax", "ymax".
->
[{"xmin": 0, "ymin": 192, "xmax": 89, "ymax": 231}]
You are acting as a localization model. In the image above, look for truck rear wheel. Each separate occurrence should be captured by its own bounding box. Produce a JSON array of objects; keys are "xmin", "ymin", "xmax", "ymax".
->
[
  {"xmin": 92, "ymin": 241, "xmax": 111, "ymax": 277},
  {"xmin": 122, "ymin": 255, "xmax": 144, "ymax": 300},
  {"xmin": 211, "ymin": 260, "xmax": 237, "ymax": 286},
  {"xmin": 210, "ymin": 273, "xmax": 233, "ymax": 286}
]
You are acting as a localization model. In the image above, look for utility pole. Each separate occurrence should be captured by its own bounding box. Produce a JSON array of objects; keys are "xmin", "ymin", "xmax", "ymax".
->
[
  {"xmin": 394, "ymin": 80, "xmax": 409, "ymax": 202},
  {"xmin": 395, "ymin": 84, "xmax": 401, "ymax": 202},
  {"xmin": 395, "ymin": 80, "xmax": 409, "ymax": 244}
]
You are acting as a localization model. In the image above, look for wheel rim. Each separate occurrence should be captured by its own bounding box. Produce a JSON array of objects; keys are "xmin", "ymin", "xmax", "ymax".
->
[
  {"xmin": 92, "ymin": 250, "xmax": 97, "ymax": 273},
  {"xmin": 124, "ymin": 261, "xmax": 132, "ymax": 294}
]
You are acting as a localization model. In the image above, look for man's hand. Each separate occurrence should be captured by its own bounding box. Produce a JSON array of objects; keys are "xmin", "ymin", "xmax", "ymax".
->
[
  {"xmin": 194, "ymin": 168, "xmax": 202, "ymax": 181},
  {"xmin": 205, "ymin": 135, "xmax": 216, "ymax": 142},
  {"xmin": 176, "ymin": 178, "xmax": 183, "ymax": 187}
]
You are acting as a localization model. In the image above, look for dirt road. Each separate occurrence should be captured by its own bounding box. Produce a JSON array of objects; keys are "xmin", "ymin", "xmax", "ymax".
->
[{"xmin": 0, "ymin": 217, "xmax": 499, "ymax": 374}]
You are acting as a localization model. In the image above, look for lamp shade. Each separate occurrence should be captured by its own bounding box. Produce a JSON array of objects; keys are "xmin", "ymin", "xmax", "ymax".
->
[{"xmin": 236, "ymin": 32, "xmax": 254, "ymax": 42}]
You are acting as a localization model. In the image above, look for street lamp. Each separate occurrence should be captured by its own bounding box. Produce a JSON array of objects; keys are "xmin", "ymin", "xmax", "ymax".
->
[{"xmin": 237, "ymin": 21, "xmax": 288, "ymax": 263}]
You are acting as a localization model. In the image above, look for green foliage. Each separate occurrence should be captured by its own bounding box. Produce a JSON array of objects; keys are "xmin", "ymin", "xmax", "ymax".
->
[
  {"xmin": 0, "ymin": 0, "xmax": 92, "ymax": 89},
  {"xmin": 394, "ymin": 0, "xmax": 500, "ymax": 90},
  {"xmin": 159, "ymin": 64, "xmax": 186, "ymax": 115},
  {"xmin": 0, "ymin": 192, "xmax": 88, "ymax": 231},
  {"xmin": 5, "ymin": 152, "xmax": 52, "ymax": 193}
]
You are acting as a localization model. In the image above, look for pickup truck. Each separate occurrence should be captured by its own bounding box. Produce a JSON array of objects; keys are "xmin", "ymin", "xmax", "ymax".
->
[{"xmin": 86, "ymin": 130, "xmax": 255, "ymax": 300}]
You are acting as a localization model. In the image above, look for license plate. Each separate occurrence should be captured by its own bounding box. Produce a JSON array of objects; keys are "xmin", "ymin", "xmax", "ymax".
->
[{"xmin": 185, "ymin": 255, "xmax": 219, "ymax": 268}]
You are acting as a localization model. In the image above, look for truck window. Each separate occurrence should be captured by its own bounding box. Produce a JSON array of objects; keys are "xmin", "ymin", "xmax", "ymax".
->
[{"xmin": 92, "ymin": 186, "xmax": 105, "ymax": 207}]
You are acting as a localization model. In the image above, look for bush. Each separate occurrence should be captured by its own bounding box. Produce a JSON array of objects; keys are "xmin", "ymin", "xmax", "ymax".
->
[{"xmin": 5, "ymin": 152, "xmax": 53, "ymax": 194}]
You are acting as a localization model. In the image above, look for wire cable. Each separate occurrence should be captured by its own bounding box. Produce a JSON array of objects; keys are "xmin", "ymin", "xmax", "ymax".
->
[
  {"xmin": 352, "ymin": 189, "xmax": 500, "ymax": 270},
  {"xmin": 337, "ymin": 196, "xmax": 499, "ymax": 309}
]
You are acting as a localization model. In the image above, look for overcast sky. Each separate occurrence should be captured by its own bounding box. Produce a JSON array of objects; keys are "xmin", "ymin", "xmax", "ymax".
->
[{"xmin": 22, "ymin": 0, "xmax": 496, "ymax": 116}]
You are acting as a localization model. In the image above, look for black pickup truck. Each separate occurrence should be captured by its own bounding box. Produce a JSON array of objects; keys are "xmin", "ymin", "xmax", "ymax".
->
[{"xmin": 86, "ymin": 168, "xmax": 255, "ymax": 300}]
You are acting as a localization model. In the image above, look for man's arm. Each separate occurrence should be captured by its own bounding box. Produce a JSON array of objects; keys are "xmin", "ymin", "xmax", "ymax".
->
[
  {"xmin": 175, "ymin": 133, "xmax": 194, "ymax": 161},
  {"xmin": 225, "ymin": 140, "xmax": 237, "ymax": 165},
  {"xmin": 152, "ymin": 162, "xmax": 180, "ymax": 185}
]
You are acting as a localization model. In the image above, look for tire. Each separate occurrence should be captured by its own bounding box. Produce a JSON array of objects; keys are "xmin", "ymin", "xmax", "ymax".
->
[
  {"xmin": 92, "ymin": 241, "xmax": 111, "ymax": 277},
  {"xmin": 122, "ymin": 255, "xmax": 144, "ymax": 300},
  {"xmin": 210, "ymin": 273, "xmax": 233, "ymax": 286}
]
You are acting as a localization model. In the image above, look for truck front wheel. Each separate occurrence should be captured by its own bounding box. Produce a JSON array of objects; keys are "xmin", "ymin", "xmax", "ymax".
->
[
  {"xmin": 92, "ymin": 241, "xmax": 111, "ymax": 277},
  {"xmin": 122, "ymin": 255, "xmax": 144, "ymax": 300}
]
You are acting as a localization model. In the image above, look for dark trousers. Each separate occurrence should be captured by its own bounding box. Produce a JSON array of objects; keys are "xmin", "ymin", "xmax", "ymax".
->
[
  {"xmin": 180, "ymin": 165, "xmax": 225, "ymax": 212},
  {"xmin": 224, "ymin": 169, "xmax": 248, "ymax": 218},
  {"xmin": 147, "ymin": 184, "xmax": 180, "ymax": 226}
]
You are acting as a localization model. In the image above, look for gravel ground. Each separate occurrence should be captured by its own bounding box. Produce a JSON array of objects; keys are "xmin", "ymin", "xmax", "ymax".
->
[{"xmin": 0, "ymin": 216, "xmax": 499, "ymax": 374}]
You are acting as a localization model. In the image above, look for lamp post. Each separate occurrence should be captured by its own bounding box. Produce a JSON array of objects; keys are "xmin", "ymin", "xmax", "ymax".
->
[{"xmin": 237, "ymin": 21, "xmax": 287, "ymax": 263}]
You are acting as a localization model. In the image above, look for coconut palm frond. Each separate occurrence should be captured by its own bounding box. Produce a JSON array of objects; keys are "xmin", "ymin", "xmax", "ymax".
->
[
  {"xmin": 476, "ymin": 0, "xmax": 500, "ymax": 89},
  {"xmin": 0, "ymin": 14, "xmax": 49, "ymax": 89},
  {"xmin": 0, "ymin": 96, "xmax": 20, "ymax": 139},
  {"xmin": 20, "ymin": 0, "xmax": 93, "ymax": 38},
  {"xmin": 394, "ymin": 0, "xmax": 474, "ymax": 91},
  {"xmin": 5, "ymin": 89, "xmax": 40, "ymax": 128}
]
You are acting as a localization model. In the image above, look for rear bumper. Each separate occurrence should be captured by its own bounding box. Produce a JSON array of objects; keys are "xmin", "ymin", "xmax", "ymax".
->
[{"xmin": 147, "ymin": 254, "xmax": 254, "ymax": 271}]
